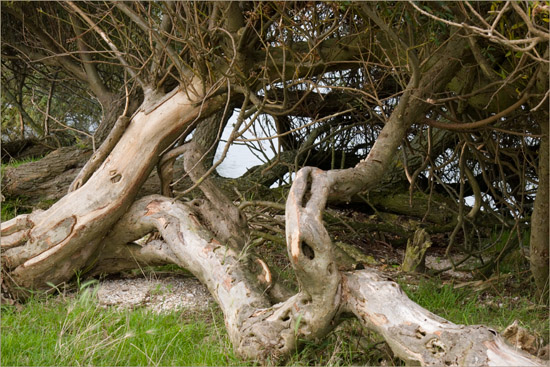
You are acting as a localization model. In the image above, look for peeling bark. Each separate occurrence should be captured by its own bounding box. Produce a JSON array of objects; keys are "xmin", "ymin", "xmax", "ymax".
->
[
  {"xmin": 1, "ymin": 80, "xmax": 207, "ymax": 296},
  {"xmin": 0, "ymin": 25, "xmax": 543, "ymax": 367},
  {"xmin": 342, "ymin": 271, "xmax": 542, "ymax": 366},
  {"xmin": 3, "ymin": 154, "xmax": 544, "ymax": 365},
  {"xmin": 76, "ymin": 193, "xmax": 544, "ymax": 366},
  {"xmin": 88, "ymin": 195, "xmax": 322, "ymax": 361}
]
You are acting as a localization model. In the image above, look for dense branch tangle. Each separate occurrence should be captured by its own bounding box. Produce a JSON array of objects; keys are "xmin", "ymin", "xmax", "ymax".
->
[{"xmin": 1, "ymin": 1, "xmax": 547, "ymax": 365}]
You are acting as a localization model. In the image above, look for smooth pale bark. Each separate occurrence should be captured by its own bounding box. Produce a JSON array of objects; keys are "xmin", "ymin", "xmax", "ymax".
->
[
  {"xmin": 79, "ymin": 193, "xmax": 543, "ymax": 366},
  {"xmin": 1, "ymin": 28, "xmax": 542, "ymax": 367},
  {"xmin": 87, "ymin": 194, "xmax": 339, "ymax": 361},
  {"xmin": 342, "ymin": 271, "xmax": 543, "ymax": 366},
  {"xmin": 1, "ymin": 80, "xmax": 206, "ymax": 297},
  {"xmin": 69, "ymin": 115, "xmax": 132, "ymax": 192}
]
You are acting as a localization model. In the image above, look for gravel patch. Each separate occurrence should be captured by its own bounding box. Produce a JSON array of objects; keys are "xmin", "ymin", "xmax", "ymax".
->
[{"xmin": 95, "ymin": 275, "xmax": 214, "ymax": 313}]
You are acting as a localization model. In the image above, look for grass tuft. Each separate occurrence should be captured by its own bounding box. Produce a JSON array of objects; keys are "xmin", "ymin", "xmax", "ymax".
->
[
  {"xmin": 400, "ymin": 278, "xmax": 549, "ymax": 345},
  {"xmin": 1, "ymin": 284, "xmax": 240, "ymax": 366}
]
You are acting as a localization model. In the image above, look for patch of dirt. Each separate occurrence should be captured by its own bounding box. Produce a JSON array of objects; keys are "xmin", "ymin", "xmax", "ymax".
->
[{"xmin": 95, "ymin": 274, "xmax": 214, "ymax": 313}]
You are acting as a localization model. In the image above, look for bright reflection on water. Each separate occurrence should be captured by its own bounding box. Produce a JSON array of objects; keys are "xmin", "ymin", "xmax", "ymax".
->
[
  {"xmin": 215, "ymin": 140, "xmax": 264, "ymax": 178},
  {"xmin": 214, "ymin": 120, "xmax": 272, "ymax": 178}
]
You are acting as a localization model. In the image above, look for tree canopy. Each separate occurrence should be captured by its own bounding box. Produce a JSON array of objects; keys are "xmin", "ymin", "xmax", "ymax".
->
[{"xmin": 1, "ymin": 1, "xmax": 548, "ymax": 365}]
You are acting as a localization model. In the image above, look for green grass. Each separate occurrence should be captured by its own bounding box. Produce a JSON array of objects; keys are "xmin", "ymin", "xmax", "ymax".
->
[
  {"xmin": 1, "ymin": 187, "xmax": 546, "ymax": 365},
  {"xmin": 285, "ymin": 319, "xmax": 401, "ymax": 366},
  {"xmin": 400, "ymin": 278, "xmax": 549, "ymax": 345},
  {"xmin": 2, "ymin": 286, "xmax": 374, "ymax": 366},
  {"xmin": 1, "ymin": 197, "xmax": 26, "ymax": 221},
  {"xmin": 1, "ymin": 286, "xmax": 241, "ymax": 366},
  {"xmin": 2, "ymin": 275, "xmax": 546, "ymax": 366}
]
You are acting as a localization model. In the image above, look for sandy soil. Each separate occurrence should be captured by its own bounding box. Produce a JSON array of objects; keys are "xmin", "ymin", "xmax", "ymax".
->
[{"xmin": 95, "ymin": 274, "xmax": 214, "ymax": 313}]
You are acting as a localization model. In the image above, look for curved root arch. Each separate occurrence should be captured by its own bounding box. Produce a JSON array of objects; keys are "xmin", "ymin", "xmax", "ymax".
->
[{"xmin": 2, "ymin": 166, "xmax": 544, "ymax": 366}]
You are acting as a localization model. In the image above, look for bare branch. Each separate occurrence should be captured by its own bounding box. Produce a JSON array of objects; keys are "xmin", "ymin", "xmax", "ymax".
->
[
  {"xmin": 424, "ymin": 93, "xmax": 530, "ymax": 131},
  {"xmin": 114, "ymin": 2, "xmax": 189, "ymax": 86},
  {"xmin": 69, "ymin": 14, "xmax": 112, "ymax": 103},
  {"xmin": 66, "ymin": 1, "xmax": 146, "ymax": 89}
]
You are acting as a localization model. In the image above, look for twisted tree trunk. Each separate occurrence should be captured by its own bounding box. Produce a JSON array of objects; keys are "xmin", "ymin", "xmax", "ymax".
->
[
  {"xmin": 56, "ymin": 177, "xmax": 542, "ymax": 366},
  {"xmin": 1, "ymin": 80, "xmax": 207, "ymax": 298},
  {"xmin": 1, "ymin": 35, "xmax": 544, "ymax": 366}
]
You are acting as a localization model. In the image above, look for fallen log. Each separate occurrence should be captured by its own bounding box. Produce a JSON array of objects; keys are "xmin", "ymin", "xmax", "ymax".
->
[{"xmin": 60, "ymin": 191, "xmax": 544, "ymax": 366}]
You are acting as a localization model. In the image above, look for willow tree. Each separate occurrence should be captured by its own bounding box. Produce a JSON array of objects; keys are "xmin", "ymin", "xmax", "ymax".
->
[{"xmin": 1, "ymin": 2, "xmax": 547, "ymax": 365}]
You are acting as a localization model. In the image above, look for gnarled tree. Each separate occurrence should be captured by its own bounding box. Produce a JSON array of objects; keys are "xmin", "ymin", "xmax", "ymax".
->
[{"xmin": 1, "ymin": 2, "xmax": 548, "ymax": 365}]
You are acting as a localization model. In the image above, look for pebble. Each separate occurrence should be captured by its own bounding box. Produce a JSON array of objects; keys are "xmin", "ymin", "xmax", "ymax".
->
[{"xmin": 95, "ymin": 275, "xmax": 214, "ymax": 313}]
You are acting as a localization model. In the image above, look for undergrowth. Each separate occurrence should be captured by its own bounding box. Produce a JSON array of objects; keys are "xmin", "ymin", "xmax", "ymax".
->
[
  {"xmin": 2, "ymin": 264, "xmax": 547, "ymax": 366},
  {"xmin": 1, "ymin": 170, "xmax": 547, "ymax": 365},
  {"xmin": 1, "ymin": 282, "xmax": 240, "ymax": 366},
  {"xmin": 1, "ymin": 197, "xmax": 28, "ymax": 221},
  {"xmin": 400, "ymin": 277, "xmax": 549, "ymax": 346}
]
